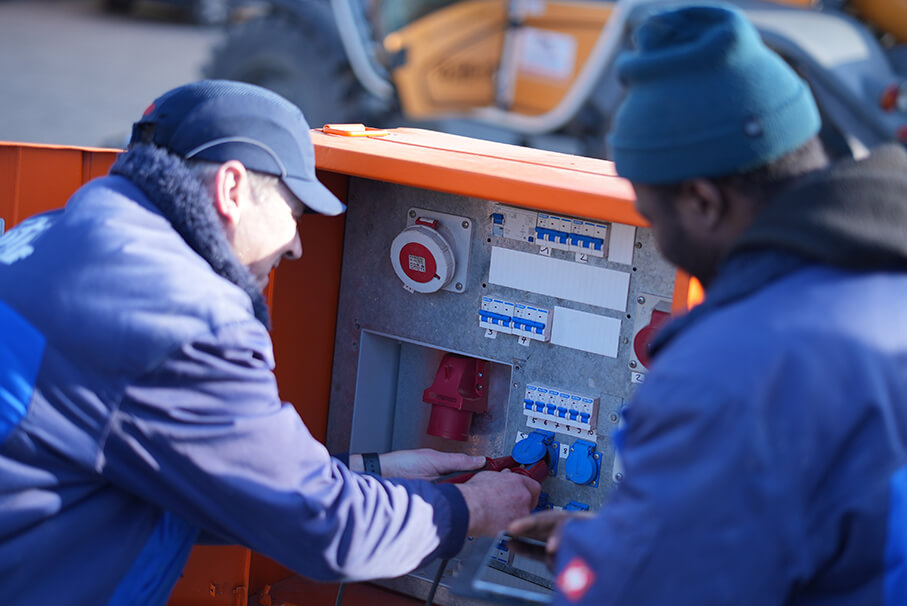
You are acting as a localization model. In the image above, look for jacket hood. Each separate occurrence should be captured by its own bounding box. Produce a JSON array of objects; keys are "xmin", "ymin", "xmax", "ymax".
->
[
  {"xmin": 110, "ymin": 144, "xmax": 270, "ymax": 328},
  {"xmin": 731, "ymin": 143, "xmax": 907, "ymax": 269}
]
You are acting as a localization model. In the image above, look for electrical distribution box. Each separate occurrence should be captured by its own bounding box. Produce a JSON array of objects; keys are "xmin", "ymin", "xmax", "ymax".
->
[
  {"xmin": 0, "ymin": 133, "xmax": 696, "ymax": 606},
  {"xmin": 317, "ymin": 128, "xmax": 692, "ymax": 605}
]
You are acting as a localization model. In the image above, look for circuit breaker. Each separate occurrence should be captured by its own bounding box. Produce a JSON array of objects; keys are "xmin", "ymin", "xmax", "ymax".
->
[{"xmin": 323, "ymin": 133, "xmax": 683, "ymax": 604}]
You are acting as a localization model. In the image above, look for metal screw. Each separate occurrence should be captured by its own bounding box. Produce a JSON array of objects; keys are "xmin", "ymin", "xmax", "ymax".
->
[
  {"xmin": 513, "ymin": 382, "xmax": 520, "ymax": 389},
  {"xmin": 615, "ymin": 472, "xmax": 624, "ymax": 481},
  {"xmin": 461, "ymin": 220, "xmax": 470, "ymax": 229},
  {"xmin": 594, "ymin": 453, "xmax": 600, "ymax": 459},
  {"xmin": 629, "ymin": 360, "xmax": 638, "ymax": 369},
  {"xmin": 622, "ymin": 337, "xmax": 629, "ymax": 344},
  {"xmin": 636, "ymin": 296, "xmax": 646, "ymax": 304},
  {"xmin": 477, "ymin": 384, "xmax": 483, "ymax": 390},
  {"xmin": 409, "ymin": 210, "xmax": 416, "ymax": 218},
  {"xmin": 455, "ymin": 282, "xmax": 463, "ymax": 290},
  {"xmin": 635, "ymin": 241, "xmax": 642, "ymax": 249},
  {"xmin": 609, "ymin": 413, "xmax": 618, "ymax": 423}
]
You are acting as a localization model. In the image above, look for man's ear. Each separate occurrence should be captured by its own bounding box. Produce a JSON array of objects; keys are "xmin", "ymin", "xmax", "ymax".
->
[
  {"xmin": 676, "ymin": 178, "xmax": 726, "ymax": 233},
  {"xmin": 212, "ymin": 160, "xmax": 248, "ymax": 226}
]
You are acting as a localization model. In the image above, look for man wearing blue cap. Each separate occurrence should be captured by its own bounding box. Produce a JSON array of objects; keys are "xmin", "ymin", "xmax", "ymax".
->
[
  {"xmin": 511, "ymin": 4, "xmax": 907, "ymax": 604},
  {"xmin": 0, "ymin": 80, "xmax": 539, "ymax": 603}
]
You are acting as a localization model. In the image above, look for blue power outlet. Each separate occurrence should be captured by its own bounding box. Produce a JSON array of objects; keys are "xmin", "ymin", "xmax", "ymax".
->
[{"xmin": 565, "ymin": 439, "xmax": 601, "ymax": 487}]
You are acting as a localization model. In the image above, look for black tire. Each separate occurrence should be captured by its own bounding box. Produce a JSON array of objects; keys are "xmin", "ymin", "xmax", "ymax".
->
[
  {"xmin": 103, "ymin": 0, "xmax": 133, "ymax": 13},
  {"xmin": 203, "ymin": 11, "xmax": 378, "ymax": 128},
  {"xmin": 190, "ymin": 0, "xmax": 230, "ymax": 26}
]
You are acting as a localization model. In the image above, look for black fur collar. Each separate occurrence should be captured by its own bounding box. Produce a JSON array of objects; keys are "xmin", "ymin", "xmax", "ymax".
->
[{"xmin": 110, "ymin": 144, "xmax": 270, "ymax": 328}]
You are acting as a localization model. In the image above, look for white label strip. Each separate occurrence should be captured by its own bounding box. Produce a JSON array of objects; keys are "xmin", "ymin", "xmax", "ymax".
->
[
  {"xmin": 551, "ymin": 306, "xmax": 622, "ymax": 358},
  {"xmin": 608, "ymin": 223, "xmax": 637, "ymax": 266},
  {"xmin": 489, "ymin": 247, "xmax": 630, "ymax": 311}
]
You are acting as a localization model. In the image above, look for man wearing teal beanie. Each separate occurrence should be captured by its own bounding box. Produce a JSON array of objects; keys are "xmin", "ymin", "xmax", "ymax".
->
[{"xmin": 510, "ymin": 3, "xmax": 907, "ymax": 605}]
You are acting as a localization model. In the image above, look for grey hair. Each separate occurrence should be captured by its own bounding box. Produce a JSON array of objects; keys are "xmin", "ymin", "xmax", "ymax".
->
[{"xmin": 185, "ymin": 159, "xmax": 281, "ymax": 202}]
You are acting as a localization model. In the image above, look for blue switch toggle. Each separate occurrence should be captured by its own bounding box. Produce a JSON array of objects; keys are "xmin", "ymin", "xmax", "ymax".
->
[
  {"xmin": 546, "ymin": 404, "xmax": 557, "ymax": 415},
  {"xmin": 568, "ymin": 410, "xmax": 579, "ymax": 421},
  {"xmin": 565, "ymin": 439, "xmax": 600, "ymax": 487},
  {"xmin": 535, "ymin": 402, "xmax": 545, "ymax": 413},
  {"xmin": 564, "ymin": 500, "xmax": 590, "ymax": 512},
  {"xmin": 524, "ymin": 399, "xmax": 534, "ymax": 410},
  {"xmin": 479, "ymin": 310, "xmax": 511, "ymax": 327},
  {"xmin": 557, "ymin": 407, "xmax": 567, "ymax": 418},
  {"xmin": 580, "ymin": 412, "xmax": 591, "ymax": 424},
  {"xmin": 492, "ymin": 213, "xmax": 504, "ymax": 225}
]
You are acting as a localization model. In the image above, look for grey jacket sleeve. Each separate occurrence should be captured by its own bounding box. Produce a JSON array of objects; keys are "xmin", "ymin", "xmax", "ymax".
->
[{"xmin": 97, "ymin": 319, "xmax": 469, "ymax": 581}]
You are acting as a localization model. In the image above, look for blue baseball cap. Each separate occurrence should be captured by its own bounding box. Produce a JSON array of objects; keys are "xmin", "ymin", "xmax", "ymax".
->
[{"xmin": 130, "ymin": 80, "xmax": 345, "ymax": 216}]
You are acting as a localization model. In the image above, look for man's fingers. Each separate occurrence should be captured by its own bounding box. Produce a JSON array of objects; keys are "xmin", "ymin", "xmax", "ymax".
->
[
  {"xmin": 521, "ymin": 474, "xmax": 542, "ymax": 503},
  {"xmin": 458, "ymin": 470, "xmax": 541, "ymax": 536},
  {"xmin": 452, "ymin": 453, "xmax": 487, "ymax": 471},
  {"xmin": 508, "ymin": 510, "xmax": 570, "ymax": 541}
]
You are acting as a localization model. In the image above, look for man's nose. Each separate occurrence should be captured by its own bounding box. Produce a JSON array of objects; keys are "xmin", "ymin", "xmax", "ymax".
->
[{"xmin": 284, "ymin": 232, "xmax": 302, "ymax": 260}]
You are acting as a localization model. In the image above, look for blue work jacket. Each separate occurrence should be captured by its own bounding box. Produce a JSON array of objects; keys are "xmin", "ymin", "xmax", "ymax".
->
[
  {"xmin": 0, "ymin": 170, "xmax": 467, "ymax": 605},
  {"xmin": 554, "ymin": 145, "xmax": 907, "ymax": 605}
]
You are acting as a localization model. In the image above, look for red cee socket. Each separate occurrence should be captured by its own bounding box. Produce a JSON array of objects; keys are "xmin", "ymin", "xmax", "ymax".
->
[
  {"xmin": 423, "ymin": 354, "xmax": 488, "ymax": 441},
  {"xmin": 633, "ymin": 309, "xmax": 671, "ymax": 369}
]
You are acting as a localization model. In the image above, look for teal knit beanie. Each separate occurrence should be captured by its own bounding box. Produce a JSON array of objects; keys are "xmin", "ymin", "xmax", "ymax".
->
[{"xmin": 608, "ymin": 3, "xmax": 821, "ymax": 184}]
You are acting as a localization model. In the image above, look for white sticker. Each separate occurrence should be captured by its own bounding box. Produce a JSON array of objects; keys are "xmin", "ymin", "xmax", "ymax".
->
[
  {"xmin": 484, "ymin": 328, "xmax": 498, "ymax": 339},
  {"xmin": 575, "ymin": 252, "xmax": 589, "ymax": 264},
  {"xmin": 560, "ymin": 444, "xmax": 570, "ymax": 459},
  {"xmin": 518, "ymin": 336, "xmax": 530, "ymax": 347},
  {"xmin": 538, "ymin": 246, "xmax": 551, "ymax": 257},
  {"xmin": 631, "ymin": 372, "xmax": 646, "ymax": 384},
  {"xmin": 407, "ymin": 254, "xmax": 426, "ymax": 273},
  {"xmin": 517, "ymin": 27, "xmax": 577, "ymax": 81}
]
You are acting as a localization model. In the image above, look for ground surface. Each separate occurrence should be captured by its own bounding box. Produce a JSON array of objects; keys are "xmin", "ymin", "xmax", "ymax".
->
[{"xmin": 0, "ymin": 0, "xmax": 221, "ymax": 148}]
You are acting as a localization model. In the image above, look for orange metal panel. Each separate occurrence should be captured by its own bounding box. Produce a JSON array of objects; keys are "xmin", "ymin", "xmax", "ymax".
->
[
  {"xmin": 270, "ymin": 211, "xmax": 346, "ymax": 442},
  {"xmin": 0, "ymin": 146, "xmax": 21, "ymax": 229},
  {"xmin": 311, "ymin": 127, "xmax": 643, "ymax": 226},
  {"xmin": 256, "ymin": 575, "xmax": 421, "ymax": 606},
  {"xmin": 82, "ymin": 148, "xmax": 118, "ymax": 182},
  {"xmin": 168, "ymin": 546, "xmax": 251, "ymax": 606},
  {"xmin": 0, "ymin": 143, "xmax": 119, "ymax": 229}
]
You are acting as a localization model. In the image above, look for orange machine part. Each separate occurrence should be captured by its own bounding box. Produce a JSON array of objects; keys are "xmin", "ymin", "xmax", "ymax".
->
[{"xmin": 0, "ymin": 129, "xmax": 700, "ymax": 606}]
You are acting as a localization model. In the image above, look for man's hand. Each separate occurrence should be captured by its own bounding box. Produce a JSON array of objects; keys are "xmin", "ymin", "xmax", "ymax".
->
[
  {"xmin": 350, "ymin": 449, "xmax": 486, "ymax": 481},
  {"xmin": 456, "ymin": 470, "xmax": 541, "ymax": 536},
  {"xmin": 508, "ymin": 509, "xmax": 595, "ymax": 556}
]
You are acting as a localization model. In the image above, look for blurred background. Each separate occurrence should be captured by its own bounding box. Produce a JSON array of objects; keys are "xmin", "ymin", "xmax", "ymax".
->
[
  {"xmin": 1, "ymin": 0, "xmax": 906, "ymax": 158},
  {"xmin": 0, "ymin": 0, "xmax": 224, "ymax": 148}
]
